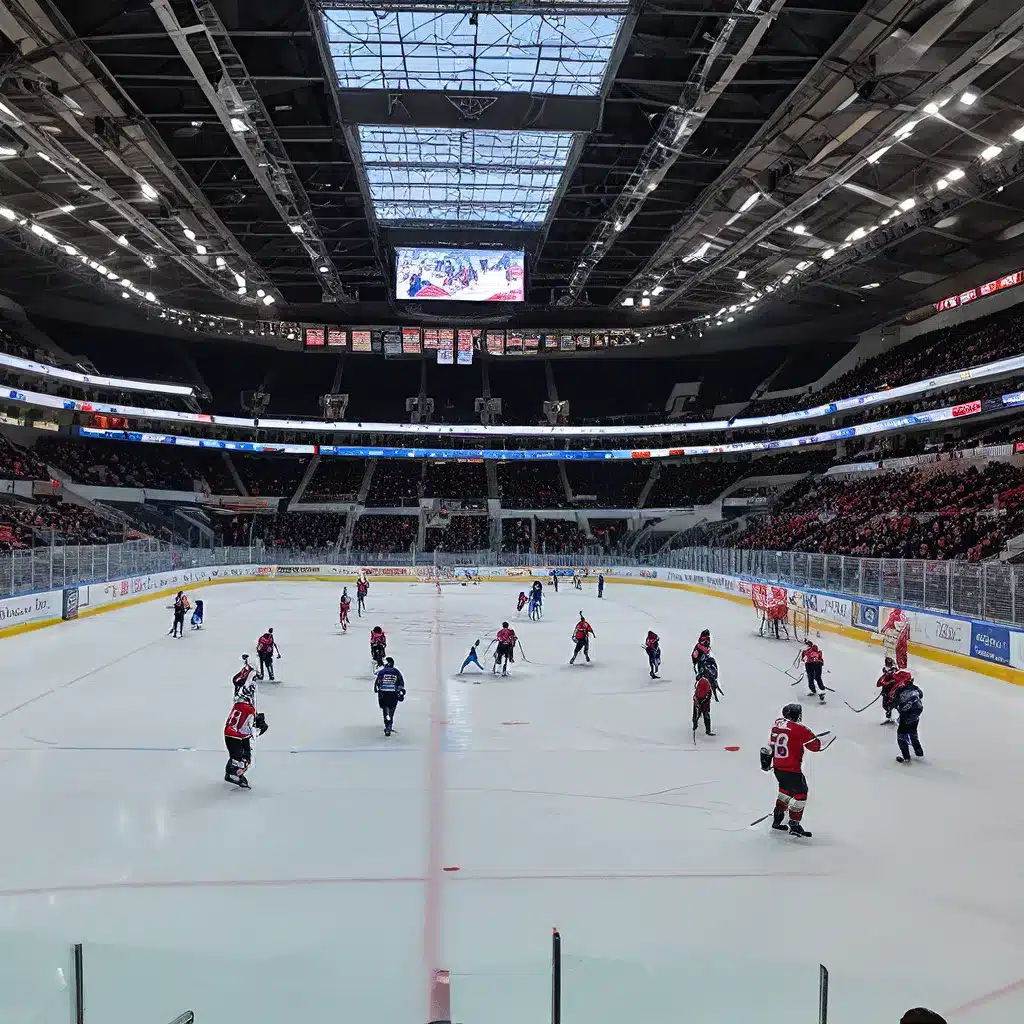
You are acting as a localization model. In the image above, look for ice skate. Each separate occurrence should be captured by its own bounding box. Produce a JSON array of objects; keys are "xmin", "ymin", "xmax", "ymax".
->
[{"xmin": 788, "ymin": 821, "xmax": 811, "ymax": 838}]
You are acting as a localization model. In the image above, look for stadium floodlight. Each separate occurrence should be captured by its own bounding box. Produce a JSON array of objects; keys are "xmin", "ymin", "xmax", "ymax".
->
[
  {"xmin": 981, "ymin": 145, "xmax": 1002, "ymax": 161},
  {"xmin": 862, "ymin": 282, "xmax": 880, "ymax": 289},
  {"xmin": 796, "ymin": 260, "xmax": 812, "ymax": 271},
  {"xmin": 893, "ymin": 120, "xmax": 920, "ymax": 140},
  {"xmin": 318, "ymin": 265, "xmax": 329, "ymax": 273},
  {"xmin": 924, "ymin": 102, "xmax": 939, "ymax": 115},
  {"xmin": 0, "ymin": 207, "xmax": 15, "ymax": 221},
  {"xmin": 782, "ymin": 275, "xmax": 792, "ymax": 284},
  {"xmin": 234, "ymin": 273, "xmax": 245, "ymax": 287},
  {"xmin": 121, "ymin": 291, "xmax": 129, "ymax": 298},
  {"xmin": 651, "ymin": 285, "xmax": 664, "ymax": 296},
  {"xmin": 960, "ymin": 90, "xmax": 978, "ymax": 106},
  {"xmin": 63, "ymin": 244, "xmax": 77, "ymax": 255},
  {"xmin": 613, "ymin": 220, "xmax": 624, "ymax": 232},
  {"xmin": 621, "ymin": 296, "xmax": 634, "ymax": 307},
  {"xmin": 237, "ymin": 286, "xmax": 247, "ymax": 295},
  {"xmin": 728, "ymin": 304, "xmax": 738, "ymax": 312},
  {"xmin": 726, "ymin": 212, "xmax": 742, "ymax": 226},
  {"xmin": 899, "ymin": 197, "xmax": 916, "ymax": 211},
  {"xmin": 739, "ymin": 191, "xmax": 761, "ymax": 212},
  {"xmin": 642, "ymin": 290, "xmax": 650, "ymax": 296},
  {"xmin": 144, "ymin": 291, "xmax": 157, "ymax": 302},
  {"xmin": 256, "ymin": 289, "xmax": 266, "ymax": 297},
  {"xmin": 216, "ymin": 256, "xmax": 226, "ymax": 268},
  {"xmin": 936, "ymin": 178, "xmax": 949, "ymax": 190},
  {"xmin": 183, "ymin": 228, "xmax": 196, "ymax": 240},
  {"xmin": 866, "ymin": 146, "xmax": 890, "ymax": 164},
  {"xmin": 736, "ymin": 270, "xmax": 746, "ymax": 280},
  {"xmin": 229, "ymin": 117, "xmax": 249, "ymax": 133},
  {"xmin": 1013, "ymin": 125, "xmax": 1024, "ymax": 142},
  {"xmin": 726, "ymin": 316, "xmax": 734, "ymax": 322},
  {"xmin": 195, "ymin": 244, "xmax": 207, "ymax": 255},
  {"xmin": 263, "ymin": 295, "xmax": 275, "ymax": 306},
  {"xmin": 847, "ymin": 226, "xmax": 866, "ymax": 241},
  {"xmin": 290, "ymin": 224, "xmax": 304, "ymax": 234},
  {"xmin": 140, "ymin": 180, "xmax": 159, "ymax": 201},
  {"xmin": 789, "ymin": 224, "xmax": 807, "ymax": 234},
  {"xmin": 947, "ymin": 168, "xmax": 965, "ymax": 180}
]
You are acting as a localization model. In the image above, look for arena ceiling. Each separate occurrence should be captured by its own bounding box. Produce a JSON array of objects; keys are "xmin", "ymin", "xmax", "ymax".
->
[{"xmin": 0, "ymin": 0, "xmax": 1021, "ymax": 339}]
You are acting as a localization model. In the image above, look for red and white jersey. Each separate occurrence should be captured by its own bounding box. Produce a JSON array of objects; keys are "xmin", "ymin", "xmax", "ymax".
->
[
  {"xmin": 646, "ymin": 632, "xmax": 660, "ymax": 650},
  {"xmin": 573, "ymin": 620, "xmax": 594, "ymax": 641},
  {"xmin": 232, "ymin": 663, "xmax": 255, "ymax": 690},
  {"xmin": 801, "ymin": 644, "xmax": 824, "ymax": 665},
  {"xmin": 769, "ymin": 718, "xmax": 821, "ymax": 772},
  {"xmin": 693, "ymin": 677, "xmax": 713, "ymax": 707},
  {"xmin": 370, "ymin": 629, "xmax": 386, "ymax": 647},
  {"xmin": 256, "ymin": 633, "xmax": 274, "ymax": 655},
  {"xmin": 225, "ymin": 699, "xmax": 256, "ymax": 739},
  {"xmin": 877, "ymin": 668, "xmax": 913, "ymax": 694},
  {"xmin": 496, "ymin": 627, "xmax": 515, "ymax": 645}
]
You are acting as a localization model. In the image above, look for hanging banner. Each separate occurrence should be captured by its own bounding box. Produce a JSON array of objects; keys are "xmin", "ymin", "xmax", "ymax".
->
[
  {"xmin": 438, "ymin": 331, "xmax": 454, "ymax": 365},
  {"xmin": 457, "ymin": 330, "xmax": 474, "ymax": 365}
]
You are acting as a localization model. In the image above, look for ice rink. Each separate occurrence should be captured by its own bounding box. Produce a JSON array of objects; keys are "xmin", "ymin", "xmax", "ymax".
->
[{"xmin": 0, "ymin": 576, "xmax": 1021, "ymax": 1023}]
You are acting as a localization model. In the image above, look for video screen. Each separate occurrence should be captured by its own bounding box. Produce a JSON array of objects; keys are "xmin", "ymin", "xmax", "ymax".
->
[{"xmin": 395, "ymin": 247, "xmax": 525, "ymax": 302}]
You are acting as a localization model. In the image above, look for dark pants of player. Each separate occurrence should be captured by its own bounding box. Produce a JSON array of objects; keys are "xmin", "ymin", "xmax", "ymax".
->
[
  {"xmin": 378, "ymin": 692, "xmax": 399, "ymax": 733},
  {"xmin": 692, "ymin": 702, "xmax": 712, "ymax": 734},
  {"xmin": 171, "ymin": 610, "xmax": 185, "ymax": 637},
  {"xmin": 897, "ymin": 715, "xmax": 923, "ymax": 759},
  {"xmin": 882, "ymin": 690, "xmax": 896, "ymax": 721},
  {"xmin": 773, "ymin": 768, "xmax": 809, "ymax": 824},
  {"xmin": 570, "ymin": 637, "xmax": 590, "ymax": 663},
  {"xmin": 494, "ymin": 642, "xmax": 513, "ymax": 674},
  {"xmin": 224, "ymin": 735, "xmax": 251, "ymax": 783},
  {"xmin": 357, "ymin": 594, "xmax": 366, "ymax": 616},
  {"xmin": 598, "ymin": 583, "xmax": 604, "ymax": 598},
  {"xmin": 257, "ymin": 652, "xmax": 274, "ymax": 681},
  {"xmin": 371, "ymin": 643, "xmax": 386, "ymax": 668},
  {"xmin": 647, "ymin": 648, "xmax": 660, "ymax": 677},
  {"xmin": 805, "ymin": 663, "xmax": 824, "ymax": 693}
]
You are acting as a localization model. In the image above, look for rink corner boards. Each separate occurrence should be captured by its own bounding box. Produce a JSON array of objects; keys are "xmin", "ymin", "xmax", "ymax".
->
[{"xmin": 610, "ymin": 573, "xmax": 1024, "ymax": 687}]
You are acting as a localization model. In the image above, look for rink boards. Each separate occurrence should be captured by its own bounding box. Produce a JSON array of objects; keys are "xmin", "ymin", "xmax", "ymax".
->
[{"xmin": 0, "ymin": 559, "xmax": 1022, "ymax": 684}]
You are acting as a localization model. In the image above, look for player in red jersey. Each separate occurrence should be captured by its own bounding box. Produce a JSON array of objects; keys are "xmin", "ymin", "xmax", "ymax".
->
[
  {"xmin": 877, "ymin": 657, "xmax": 914, "ymax": 724},
  {"xmin": 763, "ymin": 703, "xmax": 824, "ymax": 838},
  {"xmin": 692, "ymin": 655, "xmax": 722, "ymax": 736},
  {"xmin": 801, "ymin": 640, "xmax": 826, "ymax": 702},
  {"xmin": 644, "ymin": 631, "xmax": 661, "ymax": 678},
  {"xmin": 516, "ymin": 591, "xmax": 529, "ymax": 613},
  {"xmin": 369, "ymin": 626, "xmax": 387, "ymax": 669},
  {"xmin": 223, "ymin": 679, "xmax": 268, "ymax": 789},
  {"xmin": 691, "ymin": 629, "xmax": 711, "ymax": 677},
  {"xmin": 255, "ymin": 627, "xmax": 281, "ymax": 681},
  {"xmin": 493, "ymin": 621, "xmax": 517, "ymax": 676},
  {"xmin": 339, "ymin": 588, "xmax": 352, "ymax": 632},
  {"xmin": 569, "ymin": 613, "xmax": 595, "ymax": 664}
]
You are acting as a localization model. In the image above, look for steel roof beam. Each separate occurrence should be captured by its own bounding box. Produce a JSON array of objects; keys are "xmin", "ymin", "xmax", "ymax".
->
[{"xmin": 151, "ymin": 0, "xmax": 354, "ymax": 303}]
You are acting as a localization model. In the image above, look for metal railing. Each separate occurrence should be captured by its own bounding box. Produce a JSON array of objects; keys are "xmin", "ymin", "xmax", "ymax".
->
[{"xmin": 3, "ymin": 540, "xmax": 1020, "ymax": 628}]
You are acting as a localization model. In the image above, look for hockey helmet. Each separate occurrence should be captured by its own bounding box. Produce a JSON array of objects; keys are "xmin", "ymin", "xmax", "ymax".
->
[
  {"xmin": 700, "ymin": 628, "xmax": 711, "ymax": 640},
  {"xmin": 502, "ymin": 621, "xmax": 509, "ymax": 629},
  {"xmin": 702, "ymin": 656, "xmax": 719, "ymax": 682},
  {"xmin": 782, "ymin": 703, "xmax": 802, "ymax": 723},
  {"xmin": 241, "ymin": 653, "xmax": 249, "ymax": 662},
  {"xmin": 238, "ymin": 682, "xmax": 257, "ymax": 706},
  {"xmin": 385, "ymin": 657, "xmax": 395, "ymax": 667},
  {"xmin": 883, "ymin": 656, "xmax": 896, "ymax": 672},
  {"xmin": 374, "ymin": 625, "xmax": 383, "ymax": 633}
]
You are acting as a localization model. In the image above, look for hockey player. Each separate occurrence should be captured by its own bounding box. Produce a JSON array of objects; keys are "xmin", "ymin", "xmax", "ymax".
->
[
  {"xmin": 892, "ymin": 675, "xmax": 925, "ymax": 763},
  {"xmin": 459, "ymin": 640, "xmax": 484, "ymax": 675},
  {"xmin": 801, "ymin": 640, "xmax": 826, "ymax": 702},
  {"xmin": 691, "ymin": 629, "xmax": 711, "ymax": 676},
  {"xmin": 693, "ymin": 656, "xmax": 722, "ymax": 737},
  {"xmin": 569, "ymin": 612, "xmax": 595, "ymax": 665},
  {"xmin": 356, "ymin": 576, "xmax": 369, "ymax": 617},
  {"xmin": 493, "ymin": 622, "xmax": 517, "ymax": 676},
  {"xmin": 223, "ymin": 679, "xmax": 268, "ymax": 788},
  {"xmin": 762, "ymin": 703, "xmax": 824, "ymax": 838},
  {"xmin": 339, "ymin": 588, "xmax": 352, "ymax": 632},
  {"xmin": 369, "ymin": 625, "xmax": 387, "ymax": 669},
  {"xmin": 877, "ymin": 657, "xmax": 914, "ymax": 724},
  {"xmin": 190, "ymin": 599, "xmax": 204, "ymax": 630},
  {"xmin": 528, "ymin": 581, "xmax": 543, "ymax": 621},
  {"xmin": 374, "ymin": 656, "xmax": 406, "ymax": 736},
  {"xmin": 644, "ymin": 630, "xmax": 662, "ymax": 679},
  {"xmin": 550, "ymin": 570, "xmax": 559, "ymax": 592},
  {"xmin": 573, "ymin": 573, "xmax": 583, "ymax": 591},
  {"xmin": 232, "ymin": 654, "xmax": 256, "ymax": 695},
  {"xmin": 169, "ymin": 591, "xmax": 189, "ymax": 638},
  {"xmin": 597, "ymin": 573, "xmax": 605, "ymax": 598},
  {"xmin": 255, "ymin": 628, "xmax": 281, "ymax": 682},
  {"xmin": 516, "ymin": 591, "xmax": 529, "ymax": 613}
]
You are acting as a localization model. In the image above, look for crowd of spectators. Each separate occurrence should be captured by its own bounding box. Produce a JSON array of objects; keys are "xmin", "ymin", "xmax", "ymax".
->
[
  {"xmin": 424, "ymin": 515, "xmax": 489, "ymax": 552},
  {"xmin": 220, "ymin": 512, "xmax": 345, "ymax": 549},
  {"xmin": 501, "ymin": 517, "xmax": 533, "ymax": 551},
  {"xmin": 565, "ymin": 463, "xmax": 649, "ymax": 507},
  {"xmin": 350, "ymin": 514, "xmax": 417, "ymax": 553},
  {"xmin": 647, "ymin": 462, "xmax": 746, "ymax": 507},
  {"xmin": 535, "ymin": 518, "xmax": 587, "ymax": 554},
  {"xmin": 423, "ymin": 461, "xmax": 487, "ymax": 501},
  {"xmin": 235, "ymin": 456, "xmax": 309, "ymax": 498},
  {"xmin": 733, "ymin": 461, "xmax": 1024, "ymax": 561},
  {"xmin": 498, "ymin": 463, "xmax": 566, "ymax": 508},
  {"xmin": 0, "ymin": 434, "xmax": 48, "ymax": 481},
  {"xmin": 304, "ymin": 458, "xmax": 366, "ymax": 501},
  {"xmin": 0, "ymin": 497, "xmax": 122, "ymax": 548},
  {"xmin": 589, "ymin": 518, "xmax": 627, "ymax": 553},
  {"xmin": 365, "ymin": 463, "xmax": 422, "ymax": 506}
]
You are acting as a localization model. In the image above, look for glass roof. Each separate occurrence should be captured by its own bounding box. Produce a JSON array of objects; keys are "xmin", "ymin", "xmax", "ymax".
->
[
  {"xmin": 357, "ymin": 126, "xmax": 575, "ymax": 225},
  {"xmin": 321, "ymin": 5, "xmax": 625, "ymax": 96}
]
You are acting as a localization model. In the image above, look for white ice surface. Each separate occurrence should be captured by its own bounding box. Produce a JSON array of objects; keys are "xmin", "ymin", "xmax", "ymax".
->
[{"xmin": 0, "ymin": 579, "xmax": 1020, "ymax": 1023}]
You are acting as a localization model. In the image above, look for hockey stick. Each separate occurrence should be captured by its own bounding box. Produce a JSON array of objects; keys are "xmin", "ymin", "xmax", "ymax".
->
[
  {"xmin": 749, "ymin": 811, "xmax": 773, "ymax": 827},
  {"xmin": 516, "ymin": 639, "xmax": 531, "ymax": 663},
  {"xmin": 819, "ymin": 735, "xmax": 837, "ymax": 752},
  {"xmin": 844, "ymin": 693, "xmax": 881, "ymax": 714}
]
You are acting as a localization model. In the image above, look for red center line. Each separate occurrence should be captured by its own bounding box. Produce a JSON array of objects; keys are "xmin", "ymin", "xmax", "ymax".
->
[
  {"xmin": 949, "ymin": 976, "xmax": 1024, "ymax": 1017},
  {"xmin": 424, "ymin": 589, "xmax": 447, "ymax": 1021}
]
